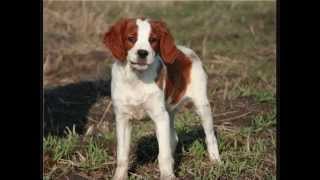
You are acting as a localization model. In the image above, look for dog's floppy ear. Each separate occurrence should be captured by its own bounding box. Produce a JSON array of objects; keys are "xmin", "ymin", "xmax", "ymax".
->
[
  {"xmin": 103, "ymin": 18, "xmax": 128, "ymax": 62},
  {"xmin": 152, "ymin": 20, "xmax": 179, "ymax": 64}
]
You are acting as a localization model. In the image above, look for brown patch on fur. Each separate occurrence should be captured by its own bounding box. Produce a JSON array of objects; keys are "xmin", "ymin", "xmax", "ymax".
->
[
  {"xmin": 165, "ymin": 50, "xmax": 192, "ymax": 104},
  {"xmin": 150, "ymin": 20, "xmax": 192, "ymax": 105},
  {"xmin": 103, "ymin": 18, "xmax": 137, "ymax": 62},
  {"xmin": 149, "ymin": 20, "xmax": 179, "ymax": 64},
  {"xmin": 155, "ymin": 50, "xmax": 192, "ymax": 105}
]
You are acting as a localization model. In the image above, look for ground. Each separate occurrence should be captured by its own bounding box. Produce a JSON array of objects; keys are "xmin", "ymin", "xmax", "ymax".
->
[{"xmin": 43, "ymin": 1, "xmax": 276, "ymax": 180}]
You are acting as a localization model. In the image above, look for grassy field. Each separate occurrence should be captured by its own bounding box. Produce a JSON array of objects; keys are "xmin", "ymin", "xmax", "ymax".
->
[{"xmin": 43, "ymin": 1, "xmax": 276, "ymax": 179}]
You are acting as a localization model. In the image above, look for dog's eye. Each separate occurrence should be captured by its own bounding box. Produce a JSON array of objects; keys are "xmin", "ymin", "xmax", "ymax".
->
[
  {"xmin": 149, "ymin": 37, "xmax": 157, "ymax": 43},
  {"xmin": 128, "ymin": 37, "xmax": 136, "ymax": 43}
]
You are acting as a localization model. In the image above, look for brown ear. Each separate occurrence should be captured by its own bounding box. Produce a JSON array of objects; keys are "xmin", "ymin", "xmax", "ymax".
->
[
  {"xmin": 103, "ymin": 19, "xmax": 128, "ymax": 61},
  {"xmin": 153, "ymin": 21, "xmax": 179, "ymax": 64}
]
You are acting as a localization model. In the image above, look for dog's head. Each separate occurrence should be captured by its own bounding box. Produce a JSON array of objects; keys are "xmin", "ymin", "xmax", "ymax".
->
[{"xmin": 104, "ymin": 18, "xmax": 179, "ymax": 71}]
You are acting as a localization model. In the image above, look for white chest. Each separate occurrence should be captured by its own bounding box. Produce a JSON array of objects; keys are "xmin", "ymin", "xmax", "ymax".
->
[{"xmin": 111, "ymin": 61, "xmax": 164, "ymax": 120}]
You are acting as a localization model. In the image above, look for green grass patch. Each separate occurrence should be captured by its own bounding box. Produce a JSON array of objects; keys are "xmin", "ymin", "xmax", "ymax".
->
[
  {"xmin": 44, "ymin": 127, "xmax": 79, "ymax": 161},
  {"xmin": 78, "ymin": 137, "xmax": 110, "ymax": 170},
  {"xmin": 233, "ymin": 85, "xmax": 275, "ymax": 104}
]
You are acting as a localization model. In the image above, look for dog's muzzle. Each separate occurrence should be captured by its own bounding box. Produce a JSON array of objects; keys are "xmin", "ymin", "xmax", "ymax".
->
[{"xmin": 130, "ymin": 59, "xmax": 149, "ymax": 71}]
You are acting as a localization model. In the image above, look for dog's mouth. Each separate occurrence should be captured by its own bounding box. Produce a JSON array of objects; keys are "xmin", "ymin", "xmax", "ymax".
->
[
  {"xmin": 130, "ymin": 61, "xmax": 148, "ymax": 66},
  {"xmin": 130, "ymin": 60, "xmax": 149, "ymax": 71}
]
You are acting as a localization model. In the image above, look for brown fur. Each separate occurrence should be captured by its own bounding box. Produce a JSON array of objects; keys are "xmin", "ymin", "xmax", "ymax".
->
[
  {"xmin": 150, "ymin": 20, "xmax": 179, "ymax": 64},
  {"xmin": 150, "ymin": 20, "xmax": 192, "ymax": 105},
  {"xmin": 103, "ymin": 18, "xmax": 137, "ymax": 62},
  {"xmin": 156, "ymin": 50, "xmax": 192, "ymax": 104}
]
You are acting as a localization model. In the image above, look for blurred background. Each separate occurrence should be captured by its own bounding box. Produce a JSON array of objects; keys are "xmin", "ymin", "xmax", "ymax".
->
[{"xmin": 43, "ymin": 1, "xmax": 276, "ymax": 179}]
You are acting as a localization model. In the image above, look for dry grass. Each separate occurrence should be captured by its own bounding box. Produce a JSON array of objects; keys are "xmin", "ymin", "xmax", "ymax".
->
[{"xmin": 43, "ymin": 1, "xmax": 276, "ymax": 179}]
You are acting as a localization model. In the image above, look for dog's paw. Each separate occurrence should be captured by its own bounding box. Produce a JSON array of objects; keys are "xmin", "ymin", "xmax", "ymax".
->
[
  {"xmin": 209, "ymin": 153, "xmax": 221, "ymax": 165},
  {"xmin": 112, "ymin": 169, "xmax": 128, "ymax": 180},
  {"xmin": 112, "ymin": 174, "xmax": 127, "ymax": 180}
]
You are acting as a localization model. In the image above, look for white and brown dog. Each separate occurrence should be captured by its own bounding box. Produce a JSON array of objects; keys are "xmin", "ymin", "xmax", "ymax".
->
[{"xmin": 103, "ymin": 18, "xmax": 221, "ymax": 180}]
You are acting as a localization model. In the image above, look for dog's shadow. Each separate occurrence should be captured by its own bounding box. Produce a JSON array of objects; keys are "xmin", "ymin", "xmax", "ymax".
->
[
  {"xmin": 130, "ymin": 126, "xmax": 215, "ymax": 176},
  {"xmin": 43, "ymin": 79, "xmax": 111, "ymax": 137}
]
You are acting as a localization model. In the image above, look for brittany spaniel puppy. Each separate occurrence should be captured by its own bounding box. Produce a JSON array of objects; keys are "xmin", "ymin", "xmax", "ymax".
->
[{"xmin": 104, "ymin": 18, "xmax": 221, "ymax": 180}]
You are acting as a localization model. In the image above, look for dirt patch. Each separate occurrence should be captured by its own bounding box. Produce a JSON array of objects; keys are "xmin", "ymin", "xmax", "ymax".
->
[
  {"xmin": 44, "ymin": 50, "xmax": 113, "ymax": 88},
  {"xmin": 209, "ymin": 96, "xmax": 274, "ymax": 128}
]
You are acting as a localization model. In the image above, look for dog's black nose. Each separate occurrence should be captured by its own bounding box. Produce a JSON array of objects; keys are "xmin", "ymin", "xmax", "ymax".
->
[{"xmin": 137, "ymin": 49, "xmax": 149, "ymax": 58}]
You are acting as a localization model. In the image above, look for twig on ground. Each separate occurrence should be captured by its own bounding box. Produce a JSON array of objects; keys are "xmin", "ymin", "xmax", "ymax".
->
[
  {"xmin": 217, "ymin": 111, "xmax": 252, "ymax": 123},
  {"xmin": 99, "ymin": 101, "xmax": 112, "ymax": 123},
  {"xmin": 102, "ymin": 161, "xmax": 116, "ymax": 165},
  {"xmin": 214, "ymin": 110, "xmax": 238, "ymax": 118}
]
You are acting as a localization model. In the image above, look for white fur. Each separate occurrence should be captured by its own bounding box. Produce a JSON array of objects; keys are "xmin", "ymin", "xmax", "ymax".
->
[{"xmin": 111, "ymin": 19, "xmax": 220, "ymax": 180}]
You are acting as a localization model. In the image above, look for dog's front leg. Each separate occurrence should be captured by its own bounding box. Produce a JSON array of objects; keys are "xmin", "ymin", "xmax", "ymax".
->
[
  {"xmin": 146, "ymin": 94, "xmax": 175, "ymax": 180},
  {"xmin": 112, "ymin": 113, "xmax": 131, "ymax": 180}
]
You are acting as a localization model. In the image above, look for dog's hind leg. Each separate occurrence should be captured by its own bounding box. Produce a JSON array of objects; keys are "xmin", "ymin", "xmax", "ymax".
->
[
  {"xmin": 193, "ymin": 99, "xmax": 221, "ymax": 163},
  {"xmin": 188, "ymin": 63, "xmax": 221, "ymax": 163}
]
